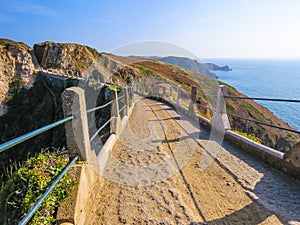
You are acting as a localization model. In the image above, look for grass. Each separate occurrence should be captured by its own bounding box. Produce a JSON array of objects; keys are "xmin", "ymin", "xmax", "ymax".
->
[
  {"xmin": 0, "ymin": 38, "xmax": 28, "ymax": 49},
  {"xmin": 0, "ymin": 150, "xmax": 75, "ymax": 225},
  {"xmin": 6, "ymin": 77, "xmax": 26, "ymax": 101},
  {"xmin": 232, "ymin": 130, "xmax": 262, "ymax": 144}
]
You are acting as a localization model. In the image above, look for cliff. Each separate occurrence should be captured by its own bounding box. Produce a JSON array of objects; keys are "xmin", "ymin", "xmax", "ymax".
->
[
  {"xmin": 34, "ymin": 41, "xmax": 100, "ymax": 76},
  {"xmin": 0, "ymin": 39, "xmax": 35, "ymax": 115}
]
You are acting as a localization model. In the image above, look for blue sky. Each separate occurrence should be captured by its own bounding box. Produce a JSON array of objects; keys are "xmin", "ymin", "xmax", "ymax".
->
[{"xmin": 1, "ymin": 0, "xmax": 300, "ymax": 58}]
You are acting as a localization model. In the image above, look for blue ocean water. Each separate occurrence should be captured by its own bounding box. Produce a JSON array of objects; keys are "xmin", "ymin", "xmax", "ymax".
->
[{"xmin": 204, "ymin": 59, "xmax": 300, "ymax": 131}]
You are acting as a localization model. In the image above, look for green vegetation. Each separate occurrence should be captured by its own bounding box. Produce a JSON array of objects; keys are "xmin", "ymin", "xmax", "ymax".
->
[
  {"xmin": 0, "ymin": 38, "xmax": 28, "ymax": 49},
  {"xmin": 135, "ymin": 64, "xmax": 157, "ymax": 77},
  {"xmin": 7, "ymin": 77, "xmax": 26, "ymax": 101},
  {"xmin": 0, "ymin": 150, "xmax": 75, "ymax": 225},
  {"xmin": 108, "ymin": 84, "xmax": 122, "ymax": 91},
  {"xmin": 233, "ymin": 130, "xmax": 262, "ymax": 144}
]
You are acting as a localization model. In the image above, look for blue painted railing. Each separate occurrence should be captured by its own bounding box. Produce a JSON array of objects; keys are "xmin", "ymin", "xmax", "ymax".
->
[{"xmin": 0, "ymin": 116, "xmax": 76, "ymax": 224}]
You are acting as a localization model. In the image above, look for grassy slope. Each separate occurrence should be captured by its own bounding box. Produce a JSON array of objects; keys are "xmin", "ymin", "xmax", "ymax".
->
[{"xmin": 106, "ymin": 54, "xmax": 299, "ymax": 152}]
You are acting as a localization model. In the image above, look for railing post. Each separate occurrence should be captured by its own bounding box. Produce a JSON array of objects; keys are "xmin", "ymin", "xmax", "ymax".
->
[
  {"xmin": 163, "ymin": 87, "xmax": 166, "ymax": 99},
  {"xmin": 188, "ymin": 85, "xmax": 197, "ymax": 116},
  {"xmin": 213, "ymin": 85, "xmax": 231, "ymax": 131},
  {"xmin": 216, "ymin": 85, "xmax": 227, "ymax": 114},
  {"xmin": 169, "ymin": 86, "xmax": 173, "ymax": 102},
  {"xmin": 62, "ymin": 87, "xmax": 91, "ymax": 161},
  {"xmin": 110, "ymin": 89, "xmax": 121, "ymax": 135},
  {"xmin": 176, "ymin": 85, "xmax": 181, "ymax": 106},
  {"xmin": 130, "ymin": 86, "xmax": 135, "ymax": 104},
  {"xmin": 124, "ymin": 87, "xmax": 129, "ymax": 116}
]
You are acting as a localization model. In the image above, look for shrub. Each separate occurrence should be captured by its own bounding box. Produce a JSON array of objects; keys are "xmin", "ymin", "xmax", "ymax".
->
[
  {"xmin": 0, "ymin": 151, "xmax": 75, "ymax": 225},
  {"xmin": 233, "ymin": 130, "xmax": 262, "ymax": 144}
]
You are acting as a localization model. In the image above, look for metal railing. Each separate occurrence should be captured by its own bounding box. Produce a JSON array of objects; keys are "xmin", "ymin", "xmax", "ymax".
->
[
  {"xmin": 86, "ymin": 100, "xmax": 113, "ymax": 114},
  {"xmin": 0, "ymin": 116, "xmax": 73, "ymax": 153},
  {"xmin": 19, "ymin": 156, "xmax": 78, "ymax": 225},
  {"xmin": 0, "ymin": 116, "xmax": 75, "ymax": 225},
  {"xmin": 119, "ymin": 105, "xmax": 126, "ymax": 113},
  {"xmin": 224, "ymin": 95, "xmax": 300, "ymax": 134},
  {"xmin": 1, "ymin": 84, "xmax": 135, "ymax": 224},
  {"xmin": 90, "ymin": 116, "xmax": 115, "ymax": 142}
]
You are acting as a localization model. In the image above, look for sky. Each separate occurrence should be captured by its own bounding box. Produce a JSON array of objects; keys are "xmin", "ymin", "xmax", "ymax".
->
[{"xmin": 1, "ymin": 0, "xmax": 300, "ymax": 59}]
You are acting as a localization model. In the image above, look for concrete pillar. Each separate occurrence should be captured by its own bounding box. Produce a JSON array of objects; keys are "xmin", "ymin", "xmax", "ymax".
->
[
  {"xmin": 284, "ymin": 142, "xmax": 300, "ymax": 167},
  {"xmin": 188, "ymin": 86, "xmax": 197, "ymax": 116},
  {"xmin": 216, "ymin": 85, "xmax": 227, "ymax": 114},
  {"xmin": 169, "ymin": 86, "xmax": 173, "ymax": 102},
  {"xmin": 62, "ymin": 87, "xmax": 91, "ymax": 161},
  {"xmin": 214, "ymin": 85, "xmax": 231, "ymax": 130},
  {"xmin": 156, "ymin": 86, "xmax": 160, "ymax": 98},
  {"xmin": 163, "ymin": 87, "xmax": 166, "ymax": 99},
  {"xmin": 129, "ymin": 86, "xmax": 135, "ymax": 105},
  {"xmin": 110, "ymin": 89, "xmax": 121, "ymax": 135},
  {"xmin": 176, "ymin": 85, "xmax": 181, "ymax": 106},
  {"xmin": 124, "ymin": 87, "xmax": 129, "ymax": 116}
]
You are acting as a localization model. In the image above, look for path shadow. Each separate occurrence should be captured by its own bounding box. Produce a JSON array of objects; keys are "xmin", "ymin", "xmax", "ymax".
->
[
  {"xmin": 189, "ymin": 201, "xmax": 289, "ymax": 225},
  {"xmin": 159, "ymin": 101, "xmax": 300, "ymax": 224}
]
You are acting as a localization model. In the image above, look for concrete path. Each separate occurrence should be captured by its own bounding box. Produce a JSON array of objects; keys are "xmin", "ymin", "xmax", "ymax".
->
[{"xmin": 89, "ymin": 98, "xmax": 300, "ymax": 225}]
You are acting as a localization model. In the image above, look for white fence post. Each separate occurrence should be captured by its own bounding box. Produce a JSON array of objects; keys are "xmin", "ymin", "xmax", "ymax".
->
[{"xmin": 213, "ymin": 85, "xmax": 231, "ymax": 131}]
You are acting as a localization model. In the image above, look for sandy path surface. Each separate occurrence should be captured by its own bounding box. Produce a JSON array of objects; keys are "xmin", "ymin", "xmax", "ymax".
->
[{"xmin": 89, "ymin": 98, "xmax": 300, "ymax": 225}]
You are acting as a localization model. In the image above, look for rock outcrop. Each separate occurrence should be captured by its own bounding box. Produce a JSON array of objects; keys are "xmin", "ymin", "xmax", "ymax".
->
[
  {"xmin": 0, "ymin": 39, "xmax": 35, "ymax": 115},
  {"xmin": 206, "ymin": 63, "xmax": 232, "ymax": 71},
  {"xmin": 34, "ymin": 41, "xmax": 101, "ymax": 76}
]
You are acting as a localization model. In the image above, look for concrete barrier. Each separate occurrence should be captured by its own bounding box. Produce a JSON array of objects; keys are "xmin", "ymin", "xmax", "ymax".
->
[{"xmin": 59, "ymin": 85, "xmax": 135, "ymax": 224}]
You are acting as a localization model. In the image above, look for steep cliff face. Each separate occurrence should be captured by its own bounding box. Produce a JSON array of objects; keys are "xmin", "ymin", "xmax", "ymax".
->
[
  {"xmin": 0, "ymin": 39, "xmax": 35, "ymax": 115},
  {"xmin": 34, "ymin": 41, "xmax": 101, "ymax": 76}
]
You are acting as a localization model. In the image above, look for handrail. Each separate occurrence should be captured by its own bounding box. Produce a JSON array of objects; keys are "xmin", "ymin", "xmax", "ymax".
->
[
  {"xmin": 226, "ymin": 113, "xmax": 300, "ymax": 134},
  {"xmin": 119, "ymin": 105, "xmax": 126, "ymax": 113},
  {"xmin": 118, "ymin": 94, "xmax": 125, "ymax": 100},
  {"xmin": 18, "ymin": 156, "xmax": 79, "ymax": 225},
  {"xmin": 0, "ymin": 116, "xmax": 74, "ymax": 153},
  {"xmin": 86, "ymin": 100, "xmax": 113, "ymax": 114},
  {"xmin": 90, "ymin": 116, "xmax": 115, "ymax": 142},
  {"xmin": 224, "ymin": 95, "xmax": 300, "ymax": 103}
]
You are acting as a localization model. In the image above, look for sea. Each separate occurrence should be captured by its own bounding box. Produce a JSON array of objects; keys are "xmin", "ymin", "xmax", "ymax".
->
[{"xmin": 203, "ymin": 58, "xmax": 300, "ymax": 131}]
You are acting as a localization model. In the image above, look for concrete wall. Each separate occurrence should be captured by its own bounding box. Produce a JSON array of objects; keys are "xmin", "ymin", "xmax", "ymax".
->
[{"xmin": 58, "ymin": 86, "xmax": 135, "ymax": 225}]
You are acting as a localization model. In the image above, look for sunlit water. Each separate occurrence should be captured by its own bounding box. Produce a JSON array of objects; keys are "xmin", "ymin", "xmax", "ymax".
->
[{"xmin": 204, "ymin": 58, "xmax": 300, "ymax": 131}]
